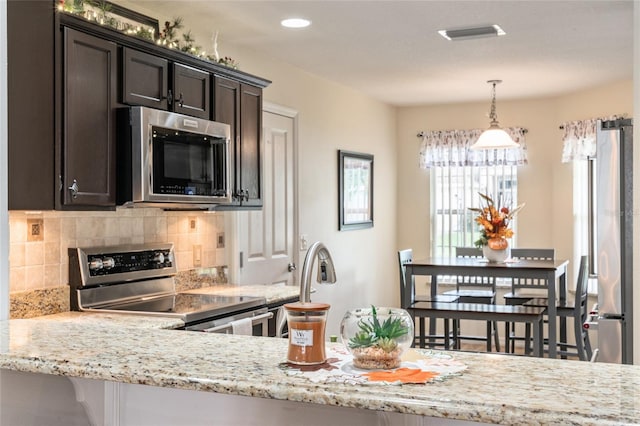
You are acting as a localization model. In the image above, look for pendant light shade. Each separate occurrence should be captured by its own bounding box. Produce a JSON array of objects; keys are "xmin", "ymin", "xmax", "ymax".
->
[{"xmin": 471, "ymin": 80, "xmax": 519, "ymax": 150}]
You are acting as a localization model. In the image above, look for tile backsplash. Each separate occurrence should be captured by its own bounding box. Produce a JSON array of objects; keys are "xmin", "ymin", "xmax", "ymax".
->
[{"xmin": 8, "ymin": 208, "xmax": 227, "ymax": 294}]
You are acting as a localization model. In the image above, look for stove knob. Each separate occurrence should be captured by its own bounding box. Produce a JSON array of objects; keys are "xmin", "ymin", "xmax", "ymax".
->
[
  {"xmin": 102, "ymin": 257, "xmax": 115, "ymax": 269},
  {"xmin": 88, "ymin": 258, "xmax": 103, "ymax": 271},
  {"xmin": 152, "ymin": 252, "xmax": 165, "ymax": 264}
]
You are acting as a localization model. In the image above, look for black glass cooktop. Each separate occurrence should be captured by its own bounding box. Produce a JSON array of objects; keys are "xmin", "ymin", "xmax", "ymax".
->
[{"xmin": 97, "ymin": 293, "xmax": 266, "ymax": 324}]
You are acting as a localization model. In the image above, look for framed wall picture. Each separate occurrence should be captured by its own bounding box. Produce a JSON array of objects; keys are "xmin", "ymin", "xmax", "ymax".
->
[{"xmin": 338, "ymin": 150, "xmax": 374, "ymax": 231}]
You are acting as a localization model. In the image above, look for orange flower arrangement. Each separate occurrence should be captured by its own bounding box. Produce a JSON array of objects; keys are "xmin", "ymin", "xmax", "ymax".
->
[{"xmin": 469, "ymin": 193, "xmax": 524, "ymax": 249}]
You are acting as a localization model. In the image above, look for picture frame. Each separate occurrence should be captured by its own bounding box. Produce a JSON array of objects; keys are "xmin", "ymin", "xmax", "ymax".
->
[{"xmin": 338, "ymin": 150, "xmax": 374, "ymax": 231}]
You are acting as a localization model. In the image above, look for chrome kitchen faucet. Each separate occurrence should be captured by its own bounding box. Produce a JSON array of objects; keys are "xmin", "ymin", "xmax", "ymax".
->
[{"xmin": 299, "ymin": 241, "xmax": 337, "ymax": 303}]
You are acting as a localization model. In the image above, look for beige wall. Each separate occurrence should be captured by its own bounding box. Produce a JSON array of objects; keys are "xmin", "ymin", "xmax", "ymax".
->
[
  {"xmin": 97, "ymin": 2, "xmax": 399, "ymax": 336},
  {"xmin": 235, "ymin": 43, "xmax": 399, "ymax": 337},
  {"xmin": 396, "ymin": 79, "xmax": 633, "ymax": 284}
]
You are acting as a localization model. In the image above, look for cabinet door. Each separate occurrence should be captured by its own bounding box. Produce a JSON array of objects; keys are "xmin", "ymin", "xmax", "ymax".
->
[
  {"xmin": 7, "ymin": 0, "xmax": 55, "ymax": 209},
  {"xmin": 122, "ymin": 47, "xmax": 169, "ymax": 109},
  {"xmin": 239, "ymin": 84, "xmax": 263, "ymax": 207},
  {"xmin": 63, "ymin": 28, "xmax": 117, "ymax": 207},
  {"xmin": 213, "ymin": 76, "xmax": 241, "ymax": 205},
  {"xmin": 173, "ymin": 63, "xmax": 210, "ymax": 119}
]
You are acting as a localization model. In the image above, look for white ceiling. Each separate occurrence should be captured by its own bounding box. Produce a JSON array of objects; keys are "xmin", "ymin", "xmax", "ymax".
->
[{"xmin": 138, "ymin": 0, "xmax": 633, "ymax": 106}]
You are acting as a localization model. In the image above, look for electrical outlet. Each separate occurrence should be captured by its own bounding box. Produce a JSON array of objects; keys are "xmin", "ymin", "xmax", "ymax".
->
[
  {"xmin": 189, "ymin": 216, "xmax": 197, "ymax": 232},
  {"xmin": 217, "ymin": 232, "xmax": 225, "ymax": 248},
  {"xmin": 193, "ymin": 245, "xmax": 202, "ymax": 267},
  {"xmin": 27, "ymin": 219, "xmax": 44, "ymax": 242},
  {"xmin": 300, "ymin": 234, "xmax": 308, "ymax": 251}
]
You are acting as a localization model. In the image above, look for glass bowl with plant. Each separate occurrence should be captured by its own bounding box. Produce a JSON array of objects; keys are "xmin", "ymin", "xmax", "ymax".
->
[{"xmin": 340, "ymin": 306, "xmax": 413, "ymax": 370}]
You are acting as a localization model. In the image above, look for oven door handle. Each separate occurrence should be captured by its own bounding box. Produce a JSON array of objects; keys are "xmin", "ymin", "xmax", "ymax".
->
[
  {"xmin": 276, "ymin": 306, "xmax": 288, "ymax": 338},
  {"xmin": 201, "ymin": 312, "xmax": 273, "ymax": 333}
]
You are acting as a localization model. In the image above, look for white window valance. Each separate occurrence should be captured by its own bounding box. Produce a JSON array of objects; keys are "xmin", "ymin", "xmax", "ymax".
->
[
  {"xmin": 560, "ymin": 115, "xmax": 625, "ymax": 163},
  {"xmin": 418, "ymin": 127, "xmax": 528, "ymax": 168}
]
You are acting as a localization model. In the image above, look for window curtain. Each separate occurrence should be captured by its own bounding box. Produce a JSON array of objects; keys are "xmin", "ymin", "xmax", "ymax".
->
[
  {"xmin": 419, "ymin": 127, "xmax": 528, "ymax": 168},
  {"xmin": 560, "ymin": 115, "xmax": 625, "ymax": 163},
  {"xmin": 560, "ymin": 119, "xmax": 598, "ymax": 163}
]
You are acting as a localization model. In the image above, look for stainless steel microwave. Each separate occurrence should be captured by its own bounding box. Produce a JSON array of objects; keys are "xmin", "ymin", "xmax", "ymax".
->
[{"xmin": 117, "ymin": 106, "xmax": 232, "ymax": 208}]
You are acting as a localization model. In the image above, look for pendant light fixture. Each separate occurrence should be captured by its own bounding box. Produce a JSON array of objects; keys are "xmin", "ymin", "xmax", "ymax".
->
[{"xmin": 471, "ymin": 80, "xmax": 519, "ymax": 150}]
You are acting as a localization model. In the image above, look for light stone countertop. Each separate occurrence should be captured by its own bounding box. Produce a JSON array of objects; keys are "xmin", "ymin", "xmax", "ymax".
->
[{"xmin": 0, "ymin": 315, "xmax": 639, "ymax": 425}]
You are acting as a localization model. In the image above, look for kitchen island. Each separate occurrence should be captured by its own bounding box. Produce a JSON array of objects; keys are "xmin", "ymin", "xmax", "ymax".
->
[{"xmin": 0, "ymin": 315, "xmax": 638, "ymax": 425}]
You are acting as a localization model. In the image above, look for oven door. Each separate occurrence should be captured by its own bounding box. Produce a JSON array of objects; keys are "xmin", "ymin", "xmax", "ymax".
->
[{"xmin": 184, "ymin": 307, "xmax": 271, "ymax": 336}]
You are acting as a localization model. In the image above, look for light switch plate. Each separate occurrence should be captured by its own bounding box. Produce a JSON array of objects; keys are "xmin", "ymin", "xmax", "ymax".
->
[{"xmin": 193, "ymin": 245, "xmax": 202, "ymax": 267}]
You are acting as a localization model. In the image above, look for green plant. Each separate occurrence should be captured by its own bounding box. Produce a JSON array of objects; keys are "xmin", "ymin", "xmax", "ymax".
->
[{"xmin": 348, "ymin": 306, "xmax": 410, "ymax": 352}]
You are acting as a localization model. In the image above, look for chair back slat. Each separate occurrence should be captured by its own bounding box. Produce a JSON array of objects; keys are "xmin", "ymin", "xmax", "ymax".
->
[
  {"xmin": 510, "ymin": 248, "xmax": 555, "ymax": 290},
  {"xmin": 574, "ymin": 255, "xmax": 592, "ymax": 361},
  {"xmin": 398, "ymin": 249, "xmax": 413, "ymax": 309},
  {"xmin": 455, "ymin": 247, "xmax": 495, "ymax": 289}
]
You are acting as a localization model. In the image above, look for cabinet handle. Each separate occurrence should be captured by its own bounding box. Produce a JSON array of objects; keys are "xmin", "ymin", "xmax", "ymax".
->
[
  {"xmin": 234, "ymin": 189, "xmax": 249, "ymax": 202},
  {"xmin": 166, "ymin": 90, "xmax": 173, "ymax": 105},
  {"xmin": 178, "ymin": 92, "xmax": 184, "ymax": 108},
  {"xmin": 68, "ymin": 179, "xmax": 79, "ymax": 199}
]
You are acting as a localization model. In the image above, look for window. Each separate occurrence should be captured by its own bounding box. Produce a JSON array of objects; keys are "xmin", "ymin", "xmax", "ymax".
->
[{"xmin": 430, "ymin": 165, "xmax": 518, "ymax": 258}]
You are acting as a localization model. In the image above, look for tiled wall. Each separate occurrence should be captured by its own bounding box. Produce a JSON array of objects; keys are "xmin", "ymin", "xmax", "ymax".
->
[{"xmin": 8, "ymin": 208, "xmax": 227, "ymax": 293}]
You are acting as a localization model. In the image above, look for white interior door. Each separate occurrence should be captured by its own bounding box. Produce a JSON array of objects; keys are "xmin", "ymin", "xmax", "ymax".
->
[{"xmin": 234, "ymin": 104, "xmax": 297, "ymax": 286}]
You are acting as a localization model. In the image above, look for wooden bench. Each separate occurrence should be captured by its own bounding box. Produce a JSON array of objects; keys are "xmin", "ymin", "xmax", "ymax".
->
[{"xmin": 408, "ymin": 302, "xmax": 546, "ymax": 357}]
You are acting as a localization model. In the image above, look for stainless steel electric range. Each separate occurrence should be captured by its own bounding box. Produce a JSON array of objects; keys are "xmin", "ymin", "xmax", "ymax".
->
[{"xmin": 68, "ymin": 243, "xmax": 269, "ymax": 334}]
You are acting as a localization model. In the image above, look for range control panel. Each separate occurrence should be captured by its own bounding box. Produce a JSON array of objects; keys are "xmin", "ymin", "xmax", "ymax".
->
[
  {"xmin": 87, "ymin": 248, "xmax": 173, "ymax": 276},
  {"xmin": 69, "ymin": 243, "xmax": 177, "ymax": 288}
]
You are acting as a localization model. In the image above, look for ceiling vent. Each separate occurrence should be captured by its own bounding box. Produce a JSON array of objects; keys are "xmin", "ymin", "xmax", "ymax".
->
[{"xmin": 438, "ymin": 25, "xmax": 506, "ymax": 41}]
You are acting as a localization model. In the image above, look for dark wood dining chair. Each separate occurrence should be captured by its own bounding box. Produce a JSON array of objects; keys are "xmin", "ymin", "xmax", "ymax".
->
[
  {"xmin": 503, "ymin": 248, "xmax": 555, "ymax": 353},
  {"xmin": 398, "ymin": 249, "xmax": 457, "ymax": 349},
  {"xmin": 442, "ymin": 247, "xmax": 500, "ymax": 352},
  {"xmin": 538, "ymin": 255, "xmax": 592, "ymax": 360}
]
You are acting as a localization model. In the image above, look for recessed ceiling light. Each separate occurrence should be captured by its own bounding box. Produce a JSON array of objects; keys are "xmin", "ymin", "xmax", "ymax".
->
[
  {"xmin": 281, "ymin": 18, "xmax": 311, "ymax": 29},
  {"xmin": 438, "ymin": 24, "xmax": 506, "ymax": 41}
]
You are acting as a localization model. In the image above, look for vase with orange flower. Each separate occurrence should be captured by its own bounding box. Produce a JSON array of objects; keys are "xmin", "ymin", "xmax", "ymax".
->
[{"xmin": 469, "ymin": 193, "xmax": 524, "ymax": 263}]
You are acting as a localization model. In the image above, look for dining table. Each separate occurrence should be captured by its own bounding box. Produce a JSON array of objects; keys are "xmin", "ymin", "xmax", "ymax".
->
[{"xmin": 403, "ymin": 257, "xmax": 569, "ymax": 358}]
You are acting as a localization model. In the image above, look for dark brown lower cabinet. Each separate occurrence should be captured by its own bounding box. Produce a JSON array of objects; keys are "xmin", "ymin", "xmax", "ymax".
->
[{"xmin": 61, "ymin": 28, "xmax": 117, "ymax": 207}]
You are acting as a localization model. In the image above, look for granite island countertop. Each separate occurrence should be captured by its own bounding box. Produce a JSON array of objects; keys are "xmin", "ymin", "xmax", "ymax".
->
[{"xmin": 0, "ymin": 316, "xmax": 639, "ymax": 425}]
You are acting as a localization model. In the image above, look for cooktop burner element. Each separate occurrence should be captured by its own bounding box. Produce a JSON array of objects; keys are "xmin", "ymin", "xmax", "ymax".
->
[{"xmin": 68, "ymin": 243, "xmax": 266, "ymax": 325}]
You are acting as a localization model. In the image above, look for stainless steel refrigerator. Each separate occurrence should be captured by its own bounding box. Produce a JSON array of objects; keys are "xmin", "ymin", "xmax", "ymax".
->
[{"xmin": 595, "ymin": 118, "xmax": 633, "ymax": 364}]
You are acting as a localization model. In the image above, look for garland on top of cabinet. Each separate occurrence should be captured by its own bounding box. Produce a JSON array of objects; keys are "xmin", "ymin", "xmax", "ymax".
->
[{"xmin": 57, "ymin": 0, "xmax": 239, "ymax": 69}]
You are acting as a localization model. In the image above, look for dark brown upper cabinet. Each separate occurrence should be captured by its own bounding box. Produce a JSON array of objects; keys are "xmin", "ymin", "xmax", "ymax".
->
[
  {"xmin": 8, "ymin": 6, "xmax": 269, "ymax": 211},
  {"xmin": 122, "ymin": 48, "xmax": 211, "ymax": 119},
  {"xmin": 173, "ymin": 63, "xmax": 210, "ymax": 119},
  {"xmin": 122, "ymin": 47, "xmax": 169, "ymax": 110},
  {"xmin": 214, "ymin": 76, "xmax": 263, "ymax": 208},
  {"xmin": 61, "ymin": 28, "xmax": 118, "ymax": 208},
  {"xmin": 8, "ymin": 0, "xmax": 56, "ymax": 210}
]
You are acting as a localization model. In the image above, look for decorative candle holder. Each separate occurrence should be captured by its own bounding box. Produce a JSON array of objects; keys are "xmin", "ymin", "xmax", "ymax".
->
[{"xmin": 284, "ymin": 302, "xmax": 330, "ymax": 365}]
